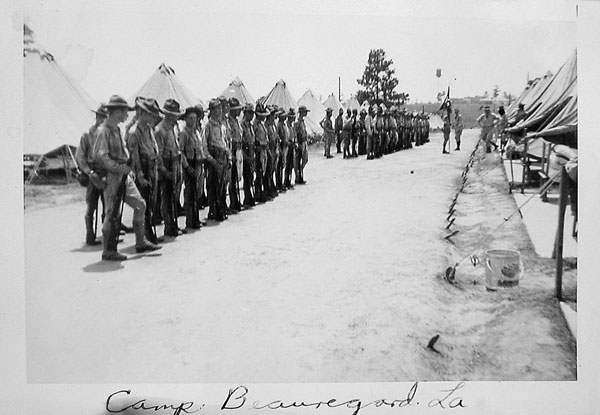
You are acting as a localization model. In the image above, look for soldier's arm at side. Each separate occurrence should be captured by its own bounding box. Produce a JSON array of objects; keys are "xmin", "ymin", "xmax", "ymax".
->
[{"xmin": 75, "ymin": 133, "xmax": 91, "ymax": 174}]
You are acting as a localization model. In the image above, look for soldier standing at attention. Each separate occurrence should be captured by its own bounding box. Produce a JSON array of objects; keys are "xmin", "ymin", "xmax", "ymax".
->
[
  {"xmin": 374, "ymin": 105, "xmax": 385, "ymax": 158},
  {"xmin": 295, "ymin": 105, "xmax": 310, "ymax": 184},
  {"xmin": 265, "ymin": 106, "xmax": 279, "ymax": 199},
  {"xmin": 320, "ymin": 107, "xmax": 335, "ymax": 159},
  {"xmin": 75, "ymin": 104, "xmax": 107, "ymax": 246},
  {"xmin": 477, "ymin": 105, "xmax": 499, "ymax": 153},
  {"xmin": 284, "ymin": 108, "xmax": 296, "ymax": 189},
  {"xmin": 365, "ymin": 105, "xmax": 375, "ymax": 159},
  {"xmin": 442, "ymin": 113, "xmax": 451, "ymax": 154},
  {"xmin": 350, "ymin": 108, "xmax": 359, "ymax": 157},
  {"xmin": 92, "ymin": 95, "xmax": 161, "ymax": 261},
  {"xmin": 253, "ymin": 103, "xmax": 270, "ymax": 203},
  {"xmin": 127, "ymin": 97, "xmax": 165, "ymax": 244},
  {"xmin": 205, "ymin": 99, "xmax": 231, "ymax": 221},
  {"xmin": 155, "ymin": 99, "xmax": 185, "ymax": 237},
  {"xmin": 334, "ymin": 108, "xmax": 343, "ymax": 154},
  {"xmin": 227, "ymin": 98, "xmax": 244, "ymax": 212},
  {"xmin": 178, "ymin": 106, "xmax": 204, "ymax": 230},
  {"xmin": 276, "ymin": 108, "xmax": 289, "ymax": 189},
  {"xmin": 241, "ymin": 104, "xmax": 256, "ymax": 207},
  {"xmin": 454, "ymin": 108, "xmax": 463, "ymax": 151},
  {"xmin": 358, "ymin": 109, "xmax": 367, "ymax": 155},
  {"xmin": 217, "ymin": 97, "xmax": 232, "ymax": 217}
]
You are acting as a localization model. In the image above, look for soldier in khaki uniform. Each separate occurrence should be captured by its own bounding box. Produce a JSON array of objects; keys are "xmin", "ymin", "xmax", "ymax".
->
[
  {"xmin": 75, "ymin": 104, "xmax": 107, "ymax": 245},
  {"xmin": 265, "ymin": 105, "xmax": 279, "ymax": 199},
  {"xmin": 179, "ymin": 106, "xmax": 204, "ymax": 229},
  {"xmin": 127, "ymin": 97, "xmax": 164, "ymax": 244},
  {"xmin": 253, "ymin": 103, "xmax": 270, "ymax": 203},
  {"xmin": 295, "ymin": 105, "xmax": 310, "ymax": 184},
  {"xmin": 284, "ymin": 108, "xmax": 296, "ymax": 189},
  {"xmin": 226, "ymin": 98, "xmax": 244, "ymax": 212},
  {"xmin": 241, "ymin": 104, "xmax": 256, "ymax": 207},
  {"xmin": 319, "ymin": 107, "xmax": 334, "ymax": 159},
  {"xmin": 276, "ymin": 109, "xmax": 289, "ymax": 189},
  {"xmin": 92, "ymin": 95, "xmax": 161, "ymax": 261}
]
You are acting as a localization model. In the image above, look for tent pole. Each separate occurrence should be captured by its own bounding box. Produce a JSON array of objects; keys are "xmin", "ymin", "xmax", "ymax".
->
[{"xmin": 554, "ymin": 167, "xmax": 568, "ymax": 300}]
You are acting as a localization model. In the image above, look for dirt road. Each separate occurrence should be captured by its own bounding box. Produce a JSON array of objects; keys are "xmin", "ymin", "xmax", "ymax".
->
[{"xmin": 25, "ymin": 129, "xmax": 576, "ymax": 383}]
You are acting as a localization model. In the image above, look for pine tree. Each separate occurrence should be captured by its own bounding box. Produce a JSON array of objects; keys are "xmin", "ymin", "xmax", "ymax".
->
[{"xmin": 356, "ymin": 49, "xmax": 407, "ymax": 107}]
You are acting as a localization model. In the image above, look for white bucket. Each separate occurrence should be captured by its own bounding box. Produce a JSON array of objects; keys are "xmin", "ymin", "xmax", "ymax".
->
[{"xmin": 485, "ymin": 249, "xmax": 523, "ymax": 291}]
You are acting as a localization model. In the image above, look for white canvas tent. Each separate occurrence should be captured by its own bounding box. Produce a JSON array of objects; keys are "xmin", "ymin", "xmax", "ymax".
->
[
  {"xmin": 262, "ymin": 79, "xmax": 298, "ymax": 111},
  {"xmin": 220, "ymin": 77, "xmax": 255, "ymax": 105},
  {"xmin": 24, "ymin": 24, "xmax": 98, "ymax": 181},
  {"xmin": 322, "ymin": 93, "xmax": 344, "ymax": 113},
  {"xmin": 297, "ymin": 89, "xmax": 326, "ymax": 136},
  {"xmin": 132, "ymin": 63, "xmax": 205, "ymax": 109},
  {"xmin": 343, "ymin": 96, "xmax": 361, "ymax": 111}
]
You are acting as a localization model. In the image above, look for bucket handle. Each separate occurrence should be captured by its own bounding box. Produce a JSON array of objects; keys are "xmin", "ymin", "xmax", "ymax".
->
[{"xmin": 485, "ymin": 258, "xmax": 492, "ymax": 272}]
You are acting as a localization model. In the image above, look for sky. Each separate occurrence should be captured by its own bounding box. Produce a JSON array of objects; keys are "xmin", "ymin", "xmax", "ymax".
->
[{"xmin": 21, "ymin": 0, "xmax": 576, "ymax": 105}]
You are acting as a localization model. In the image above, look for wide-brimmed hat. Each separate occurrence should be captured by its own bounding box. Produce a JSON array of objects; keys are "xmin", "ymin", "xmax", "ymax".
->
[
  {"xmin": 254, "ymin": 103, "xmax": 270, "ymax": 117},
  {"xmin": 287, "ymin": 108, "xmax": 296, "ymax": 118},
  {"xmin": 162, "ymin": 98, "xmax": 184, "ymax": 116},
  {"xmin": 338, "ymin": 108, "xmax": 344, "ymax": 113},
  {"xmin": 104, "ymin": 95, "xmax": 134, "ymax": 111},
  {"xmin": 228, "ymin": 97, "xmax": 243, "ymax": 110},
  {"xmin": 243, "ymin": 103, "xmax": 254, "ymax": 113},
  {"xmin": 137, "ymin": 97, "xmax": 162, "ymax": 117},
  {"xmin": 298, "ymin": 105, "xmax": 310, "ymax": 113},
  {"xmin": 92, "ymin": 104, "xmax": 108, "ymax": 117},
  {"xmin": 208, "ymin": 98, "xmax": 222, "ymax": 111},
  {"xmin": 326, "ymin": 107, "xmax": 333, "ymax": 113},
  {"xmin": 483, "ymin": 105, "xmax": 491, "ymax": 110},
  {"xmin": 180, "ymin": 106, "xmax": 204, "ymax": 120}
]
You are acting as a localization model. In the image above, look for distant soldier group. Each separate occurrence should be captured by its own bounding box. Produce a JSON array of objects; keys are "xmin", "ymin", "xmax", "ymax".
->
[
  {"xmin": 76, "ymin": 94, "xmax": 311, "ymax": 261},
  {"xmin": 325, "ymin": 105, "xmax": 430, "ymax": 160}
]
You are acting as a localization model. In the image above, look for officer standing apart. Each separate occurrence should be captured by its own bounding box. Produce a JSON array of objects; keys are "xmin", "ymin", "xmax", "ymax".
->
[
  {"xmin": 127, "ymin": 97, "xmax": 164, "ymax": 244},
  {"xmin": 442, "ymin": 113, "xmax": 451, "ymax": 154},
  {"xmin": 92, "ymin": 95, "xmax": 161, "ymax": 261},
  {"xmin": 295, "ymin": 105, "xmax": 310, "ymax": 184},
  {"xmin": 320, "ymin": 107, "xmax": 334, "ymax": 159},
  {"xmin": 75, "ymin": 104, "xmax": 107, "ymax": 246},
  {"xmin": 477, "ymin": 105, "xmax": 499, "ymax": 153}
]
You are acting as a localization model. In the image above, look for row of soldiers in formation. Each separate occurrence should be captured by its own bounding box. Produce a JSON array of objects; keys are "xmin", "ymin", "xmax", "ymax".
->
[
  {"xmin": 319, "ymin": 106, "xmax": 431, "ymax": 160},
  {"xmin": 76, "ymin": 94, "xmax": 311, "ymax": 261}
]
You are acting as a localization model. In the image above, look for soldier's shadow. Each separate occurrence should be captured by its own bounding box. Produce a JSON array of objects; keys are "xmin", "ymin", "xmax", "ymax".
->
[
  {"xmin": 83, "ymin": 261, "xmax": 124, "ymax": 273},
  {"xmin": 71, "ymin": 244, "xmax": 103, "ymax": 253}
]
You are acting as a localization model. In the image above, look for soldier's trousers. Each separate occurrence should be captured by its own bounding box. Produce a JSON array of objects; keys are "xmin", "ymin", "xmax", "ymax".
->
[
  {"xmin": 160, "ymin": 162, "xmax": 180, "ymax": 234},
  {"xmin": 358, "ymin": 135, "xmax": 366, "ymax": 155},
  {"xmin": 197, "ymin": 162, "xmax": 206, "ymax": 208},
  {"xmin": 84, "ymin": 180, "xmax": 104, "ymax": 242},
  {"xmin": 102, "ymin": 173, "xmax": 146, "ymax": 254},
  {"xmin": 285, "ymin": 144, "xmax": 295, "ymax": 186},
  {"xmin": 324, "ymin": 135, "xmax": 332, "ymax": 157},
  {"xmin": 183, "ymin": 158, "xmax": 200, "ymax": 227},
  {"xmin": 351, "ymin": 134, "xmax": 358, "ymax": 156},
  {"xmin": 229, "ymin": 149, "xmax": 243, "ymax": 209},
  {"xmin": 255, "ymin": 148, "xmax": 267, "ymax": 202},
  {"xmin": 342, "ymin": 131, "xmax": 350, "ymax": 157},
  {"xmin": 242, "ymin": 155, "xmax": 255, "ymax": 205},
  {"xmin": 276, "ymin": 145, "xmax": 286, "ymax": 189},
  {"xmin": 481, "ymin": 127, "xmax": 495, "ymax": 152},
  {"xmin": 295, "ymin": 142, "xmax": 308, "ymax": 180},
  {"xmin": 336, "ymin": 132, "xmax": 342, "ymax": 153},
  {"xmin": 207, "ymin": 161, "xmax": 226, "ymax": 220},
  {"xmin": 455, "ymin": 130, "xmax": 462, "ymax": 149},
  {"xmin": 366, "ymin": 134, "xmax": 374, "ymax": 158},
  {"xmin": 135, "ymin": 173, "xmax": 158, "ymax": 242}
]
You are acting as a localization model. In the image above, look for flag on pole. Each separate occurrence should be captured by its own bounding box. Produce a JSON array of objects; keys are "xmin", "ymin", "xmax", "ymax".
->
[{"xmin": 439, "ymin": 86, "xmax": 451, "ymax": 112}]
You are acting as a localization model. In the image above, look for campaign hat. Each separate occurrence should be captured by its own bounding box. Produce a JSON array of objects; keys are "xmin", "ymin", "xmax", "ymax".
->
[
  {"xmin": 228, "ymin": 97, "xmax": 243, "ymax": 110},
  {"xmin": 104, "ymin": 95, "xmax": 134, "ymax": 110},
  {"xmin": 298, "ymin": 105, "xmax": 310, "ymax": 113},
  {"xmin": 162, "ymin": 98, "xmax": 184, "ymax": 116}
]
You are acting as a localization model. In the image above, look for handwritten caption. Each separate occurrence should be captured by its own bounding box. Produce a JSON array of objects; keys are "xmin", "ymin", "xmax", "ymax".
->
[{"xmin": 106, "ymin": 382, "xmax": 465, "ymax": 415}]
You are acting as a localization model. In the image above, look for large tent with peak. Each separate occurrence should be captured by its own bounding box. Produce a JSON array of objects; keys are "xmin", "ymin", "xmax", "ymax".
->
[
  {"xmin": 322, "ymin": 93, "xmax": 344, "ymax": 114},
  {"xmin": 132, "ymin": 63, "xmax": 205, "ymax": 109},
  {"xmin": 262, "ymin": 79, "xmax": 297, "ymax": 112},
  {"xmin": 24, "ymin": 24, "xmax": 98, "ymax": 181},
  {"xmin": 220, "ymin": 77, "xmax": 255, "ymax": 105},
  {"xmin": 297, "ymin": 89, "xmax": 326, "ymax": 136},
  {"xmin": 343, "ymin": 96, "xmax": 361, "ymax": 111}
]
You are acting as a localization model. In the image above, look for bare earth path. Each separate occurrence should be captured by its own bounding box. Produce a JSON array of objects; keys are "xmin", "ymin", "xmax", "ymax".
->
[{"xmin": 25, "ymin": 130, "xmax": 576, "ymax": 383}]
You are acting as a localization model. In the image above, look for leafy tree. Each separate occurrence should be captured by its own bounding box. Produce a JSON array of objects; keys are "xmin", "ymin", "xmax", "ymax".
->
[{"xmin": 357, "ymin": 49, "xmax": 407, "ymax": 107}]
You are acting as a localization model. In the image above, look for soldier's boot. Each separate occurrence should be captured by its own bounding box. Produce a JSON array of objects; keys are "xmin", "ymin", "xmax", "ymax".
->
[
  {"xmin": 102, "ymin": 219, "xmax": 127, "ymax": 261},
  {"xmin": 455, "ymin": 141, "xmax": 461, "ymax": 151},
  {"xmin": 134, "ymin": 221, "xmax": 162, "ymax": 253},
  {"xmin": 85, "ymin": 215, "xmax": 100, "ymax": 246}
]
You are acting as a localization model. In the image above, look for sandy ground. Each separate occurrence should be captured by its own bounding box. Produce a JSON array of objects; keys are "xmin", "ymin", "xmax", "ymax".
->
[{"xmin": 24, "ymin": 129, "xmax": 576, "ymax": 383}]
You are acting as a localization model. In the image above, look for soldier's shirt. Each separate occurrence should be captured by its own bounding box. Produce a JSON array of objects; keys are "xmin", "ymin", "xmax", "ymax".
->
[
  {"xmin": 227, "ymin": 115, "xmax": 243, "ymax": 145},
  {"xmin": 295, "ymin": 118, "xmax": 308, "ymax": 144},
  {"xmin": 92, "ymin": 121, "xmax": 129, "ymax": 174},
  {"xmin": 205, "ymin": 118, "xmax": 229, "ymax": 164},
  {"xmin": 322, "ymin": 118, "xmax": 334, "ymax": 139},
  {"xmin": 266, "ymin": 121, "xmax": 278, "ymax": 149},
  {"xmin": 375, "ymin": 116, "xmax": 386, "ymax": 133},
  {"xmin": 335, "ymin": 115, "xmax": 343, "ymax": 133},
  {"xmin": 477, "ymin": 113, "xmax": 498, "ymax": 128},
  {"xmin": 241, "ymin": 120, "xmax": 255, "ymax": 146},
  {"xmin": 155, "ymin": 120, "xmax": 181, "ymax": 160},
  {"xmin": 75, "ymin": 124, "xmax": 100, "ymax": 174},
  {"xmin": 364, "ymin": 114, "xmax": 374, "ymax": 136},
  {"xmin": 127, "ymin": 121, "xmax": 160, "ymax": 178},
  {"xmin": 179, "ymin": 125, "xmax": 203, "ymax": 160},
  {"xmin": 287, "ymin": 121, "xmax": 296, "ymax": 144},
  {"xmin": 253, "ymin": 119, "xmax": 268, "ymax": 147},
  {"xmin": 277, "ymin": 120, "xmax": 289, "ymax": 145}
]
